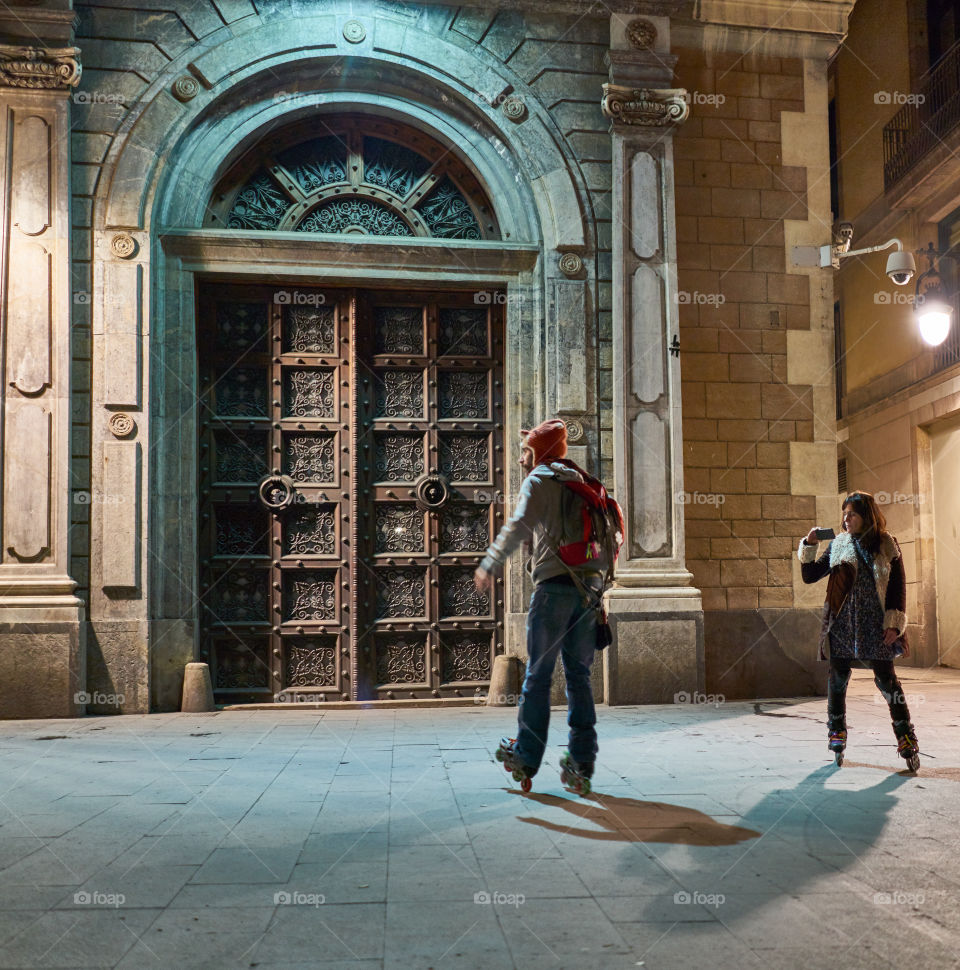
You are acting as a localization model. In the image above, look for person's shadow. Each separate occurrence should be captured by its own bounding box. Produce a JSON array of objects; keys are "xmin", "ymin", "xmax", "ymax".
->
[
  {"xmin": 509, "ymin": 762, "xmax": 915, "ymax": 923},
  {"xmin": 509, "ymin": 789, "xmax": 760, "ymax": 846}
]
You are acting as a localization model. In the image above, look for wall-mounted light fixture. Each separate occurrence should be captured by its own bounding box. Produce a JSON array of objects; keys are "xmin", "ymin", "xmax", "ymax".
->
[{"xmin": 914, "ymin": 243, "xmax": 952, "ymax": 347}]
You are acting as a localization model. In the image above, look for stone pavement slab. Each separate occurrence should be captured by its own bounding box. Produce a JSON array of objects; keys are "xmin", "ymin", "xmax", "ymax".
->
[{"xmin": 0, "ymin": 667, "xmax": 959, "ymax": 968}]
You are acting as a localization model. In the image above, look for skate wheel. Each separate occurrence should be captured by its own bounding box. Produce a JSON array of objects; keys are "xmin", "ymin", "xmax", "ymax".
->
[
  {"xmin": 580, "ymin": 778, "xmax": 592, "ymax": 796},
  {"xmin": 512, "ymin": 769, "xmax": 524, "ymax": 782},
  {"xmin": 907, "ymin": 754, "xmax": 920, "ymax": 773},
  {"xmin": 559, "ymin": 770, "xmax": 569, "ymax": 785},
  {"xmin": 834, "ymin": 751, "xmax": 844, "ymax": 767},
  {"xmin": 520, "ymin": 776, "xmax": 532, "ymax": 793},
  {"xmin": 495, "ymin": 748, "xmax": 504, "ymax": 762}
]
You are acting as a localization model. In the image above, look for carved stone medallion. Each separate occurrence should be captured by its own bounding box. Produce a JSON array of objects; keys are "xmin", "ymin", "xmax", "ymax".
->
[
  {"xmin": 626, "ymin": 18, "xmax": 658, "ymax": 50},
  {"xmin": 110, "ymin": 232, "xmax": 137, "ymax": 259}
]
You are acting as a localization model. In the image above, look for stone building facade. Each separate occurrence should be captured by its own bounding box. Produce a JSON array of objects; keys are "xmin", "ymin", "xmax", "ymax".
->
[{"xmin": 0, "ymin": 0, "xmax": 859, "ymax": 717}]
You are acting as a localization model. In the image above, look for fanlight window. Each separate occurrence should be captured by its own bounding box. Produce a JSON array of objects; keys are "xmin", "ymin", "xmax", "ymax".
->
[{"xmin": 206, "ymin": 116, "xmax": 499, "ymax": 240}]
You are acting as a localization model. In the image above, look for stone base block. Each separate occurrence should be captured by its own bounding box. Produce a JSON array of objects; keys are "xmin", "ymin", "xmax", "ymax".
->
[
  {"xmin": 87, "ymin": 621, "xmax": 149, "ymax": 714},
  {"xmin": 705, "ymin": 609, "xmax": 827, "ymax": 700},
  {"xmin": 604, "ymin": 598, "xmax": 704, "ymax": 705},
  {"xmin": 151, "ymin": 619, "xmax": 195, "ymax": 712},
  {"xmin": 0, "ymin": 622, "xmax": 86, "ymax": 719}
]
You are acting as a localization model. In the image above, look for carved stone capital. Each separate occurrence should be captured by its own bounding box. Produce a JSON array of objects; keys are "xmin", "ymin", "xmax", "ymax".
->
[
  {"xmin": 602, "ymin": 84, "xmax": 689, "ymax": 127},
  {"xmin": 0, "ymin": 45, "xmax": 81, "ymax": 90}
]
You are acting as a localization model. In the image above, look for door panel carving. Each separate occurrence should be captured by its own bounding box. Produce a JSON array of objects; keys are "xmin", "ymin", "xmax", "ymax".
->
[{"xmin": 198, "ymin": 285, "xmax": 504, "ymax": 703}]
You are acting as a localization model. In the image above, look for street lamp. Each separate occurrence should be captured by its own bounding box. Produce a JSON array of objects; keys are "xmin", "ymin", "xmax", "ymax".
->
[{"xmin": 914, "ymin": 243, "xmax": 953, "ymax": 348}]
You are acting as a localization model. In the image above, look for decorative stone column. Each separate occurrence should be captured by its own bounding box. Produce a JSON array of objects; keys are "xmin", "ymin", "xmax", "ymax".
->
[
  {"xmin": 602, "ymin": 14, "xmax": 704, "ymax": 703},
  {"xmin": 0, "ymin": 37, "xmax": 86, "ymax": 717}
]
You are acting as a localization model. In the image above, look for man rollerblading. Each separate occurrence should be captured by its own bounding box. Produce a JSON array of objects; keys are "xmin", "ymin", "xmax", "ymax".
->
[{"xmin": 476, "ymin": 419, "xmax": 622, "ymax": 796}]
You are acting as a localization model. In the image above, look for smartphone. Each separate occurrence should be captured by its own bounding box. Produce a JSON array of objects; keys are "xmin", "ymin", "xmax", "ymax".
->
[{"xmin": 815, "ymin": 527, "xmax": 836, "ymax": 541}]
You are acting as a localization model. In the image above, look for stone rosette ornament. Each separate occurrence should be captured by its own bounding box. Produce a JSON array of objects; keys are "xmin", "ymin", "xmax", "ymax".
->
[
  {"xmin": 601, "ymin": 84, "xmax": 689, "ymax": 127},
  {"xmin": 172, "ymin": 76, "xmax": 199, "ymax": 102},
  {"xmin": 564, "ymin": 419, "xmax": 586, "ymax": 443},
  {"xmin": 108, "ymin": 413, "xmax": 135, "ymax": 438},
  {"xmin": 626, "ymin": 19, "xmax": 658, "ymax": 50},
  {"xmin": 558, "ymin": 252, "xmax": 583, "ymax": 277},
  {"xmin": 501, "ymin": 96, "xmax": 527, "ymax": 122},
  {"xmin": 0, "ymin": 45, "xmax": 81, "ymax": 89},
  {"xmin": 110, "ymin": 232, "xmax": 137, "ymax": 259},
  {"xmin": 343, "ymin": 20, "xmax": 366, "ymax": 43}
]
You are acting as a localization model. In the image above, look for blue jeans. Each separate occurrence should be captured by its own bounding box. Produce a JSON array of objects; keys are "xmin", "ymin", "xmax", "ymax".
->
[{"xmin": 514, "ymin": 579, "xmax": 598, "ymax": 773}]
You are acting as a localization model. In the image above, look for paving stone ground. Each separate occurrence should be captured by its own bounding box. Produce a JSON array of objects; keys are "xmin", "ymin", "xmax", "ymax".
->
[{"xmin": 2, "ymin": 667, "xmax": 960, "ymax": 969}]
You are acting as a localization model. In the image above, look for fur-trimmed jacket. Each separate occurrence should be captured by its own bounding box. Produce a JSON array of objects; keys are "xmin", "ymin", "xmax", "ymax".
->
[{"xmin": 798, "ymin": 531, "xmax": 908, "ymax": 661}]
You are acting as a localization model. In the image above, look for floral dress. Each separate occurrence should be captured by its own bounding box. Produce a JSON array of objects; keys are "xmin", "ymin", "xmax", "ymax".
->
[{"xmin": 827, "ymin": 538, "xmax": 897, "ymax": 661}]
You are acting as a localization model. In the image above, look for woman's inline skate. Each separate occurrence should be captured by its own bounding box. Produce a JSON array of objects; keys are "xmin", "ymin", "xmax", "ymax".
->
[
  {"xmin": 894, "ymin": 721, "xmax": 921, "ymax": 773},
  {"xmin": 827, "ymin": 717, "xmax": 847, "ymax": 767}
]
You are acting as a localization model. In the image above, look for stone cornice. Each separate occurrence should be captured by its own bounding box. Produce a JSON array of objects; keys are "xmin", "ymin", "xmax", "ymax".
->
[
  {"xmin": 0, "ymin": 44, "xmax": 80, "ymax": 89},
  {"xmin": 692, "ymin": 0, "xmax": 855, "ymax": 36},
  {"xmin": 601, "ymin": 83, "xmax": 689, "ymax": 127}
]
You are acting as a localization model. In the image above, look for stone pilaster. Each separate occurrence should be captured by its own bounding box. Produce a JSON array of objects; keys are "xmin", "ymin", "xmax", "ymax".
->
[
  {"xmin": 0, "ymin": 29, "xmax": 86, "ymax": 717},
  {"xmin": 602, "ymin": 13, "xmax": 704, "ymax": 704}
]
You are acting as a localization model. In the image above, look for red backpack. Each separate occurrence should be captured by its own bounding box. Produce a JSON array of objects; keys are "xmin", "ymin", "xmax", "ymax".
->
[{"xmin": 550, "ymin": 459, "xmax": 624, "ymax": 586}]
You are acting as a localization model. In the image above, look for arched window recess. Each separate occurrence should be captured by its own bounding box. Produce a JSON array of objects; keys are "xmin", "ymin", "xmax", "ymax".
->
[{"xmin": 205, "ymin": 115, "xmax": 500, "ymax": 241}]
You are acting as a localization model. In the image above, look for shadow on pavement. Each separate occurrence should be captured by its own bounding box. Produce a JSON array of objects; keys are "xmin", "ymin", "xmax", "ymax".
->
[{"xmin": 506, "ymin": 789, "xmax": 760, "ymax": 845}]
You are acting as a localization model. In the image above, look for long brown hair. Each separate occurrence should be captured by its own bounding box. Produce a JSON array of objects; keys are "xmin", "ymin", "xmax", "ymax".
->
[{"xmin": 841, "ymin": 490, "xmax": 887, "ymax": 552}]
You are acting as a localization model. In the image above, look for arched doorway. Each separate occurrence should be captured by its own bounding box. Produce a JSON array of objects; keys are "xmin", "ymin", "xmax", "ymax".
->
[{"xmin": 195, "ymin": 116, "xmax": 508, "ymax": 704}]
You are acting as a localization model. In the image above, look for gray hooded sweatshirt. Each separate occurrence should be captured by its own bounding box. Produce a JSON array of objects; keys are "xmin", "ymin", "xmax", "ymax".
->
[{"xmin": 479, "ymin": 461, "xmax": 612, "ymax": 586}]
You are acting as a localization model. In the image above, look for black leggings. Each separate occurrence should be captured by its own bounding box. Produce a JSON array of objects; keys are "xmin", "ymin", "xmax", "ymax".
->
[{"xmin": 827, "ymin": 658, "xmax": 912, "ymax": 728}]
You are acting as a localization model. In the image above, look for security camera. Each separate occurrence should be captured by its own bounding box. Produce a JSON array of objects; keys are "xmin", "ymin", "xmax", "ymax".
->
[{"xmin": 886, "ymin": 250, "xmax": 916, "ymax": 286}]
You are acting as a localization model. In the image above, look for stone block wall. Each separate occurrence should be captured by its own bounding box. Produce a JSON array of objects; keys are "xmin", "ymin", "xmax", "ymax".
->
[{"xmin": 671, "ymin": 46, "xmax": 833, "ymax": 697}]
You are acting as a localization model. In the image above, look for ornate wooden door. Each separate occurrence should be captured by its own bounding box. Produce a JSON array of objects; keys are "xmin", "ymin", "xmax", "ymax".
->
[{"xmin": 197, "ymin": 284, "xmax": 505, "ymax": 704}]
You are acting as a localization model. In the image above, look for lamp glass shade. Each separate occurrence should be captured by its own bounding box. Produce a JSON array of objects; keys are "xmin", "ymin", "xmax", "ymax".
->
[{"xmin": 917, "ymin": 299, "xmax": 952, "ymax": 346}]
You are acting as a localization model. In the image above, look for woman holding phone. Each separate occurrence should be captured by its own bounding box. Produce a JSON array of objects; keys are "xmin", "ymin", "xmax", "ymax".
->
[{"xmin": 798, "ymin": 491, "xmax": 920, "ymax": 770}]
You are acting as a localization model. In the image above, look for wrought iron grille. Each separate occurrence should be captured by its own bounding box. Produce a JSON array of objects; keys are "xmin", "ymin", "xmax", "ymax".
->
[{"xmin": 208, "ymin": 116, "xmax": 499, "ymax": 240}]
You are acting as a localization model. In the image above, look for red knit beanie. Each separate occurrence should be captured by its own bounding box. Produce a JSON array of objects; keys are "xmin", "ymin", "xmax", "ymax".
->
[{"xmin": 521, "ymin": 419, "xmax": 567, "ymax": 465}]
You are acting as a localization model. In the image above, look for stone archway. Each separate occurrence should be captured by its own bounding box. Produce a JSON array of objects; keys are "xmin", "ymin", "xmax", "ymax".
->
[{"xmin": 84, "ymin": 28, "xmax": 600, "ymax": 709}]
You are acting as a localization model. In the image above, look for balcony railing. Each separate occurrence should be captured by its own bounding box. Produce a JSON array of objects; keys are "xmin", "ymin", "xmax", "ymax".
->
[{"xmin": 883, "ymin": 42, "xmax": 960, "ymax": 191}]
